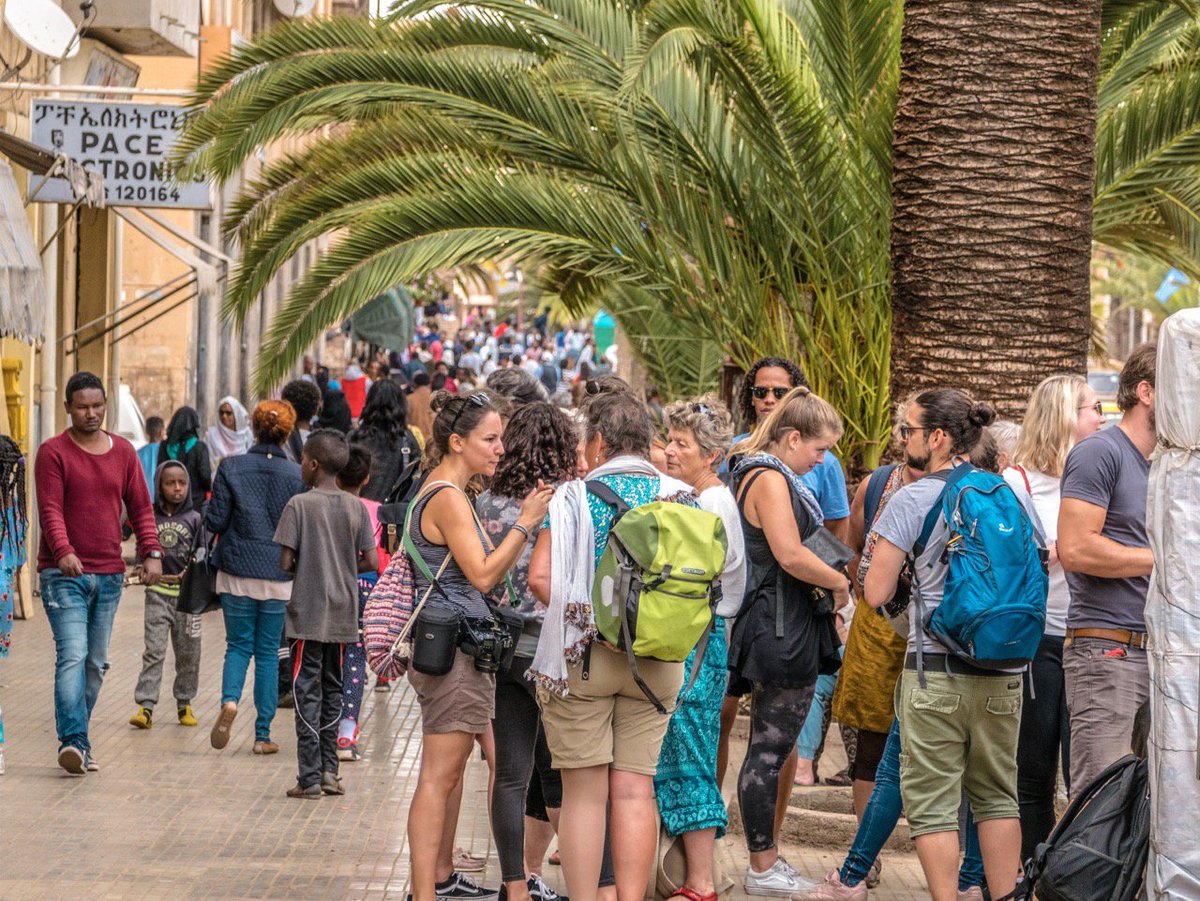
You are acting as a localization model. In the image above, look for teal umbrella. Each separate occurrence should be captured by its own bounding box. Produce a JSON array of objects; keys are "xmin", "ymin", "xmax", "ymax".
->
[{"xmin": 350, "ymin": 286, "xmax": 415, "ymax": 350}]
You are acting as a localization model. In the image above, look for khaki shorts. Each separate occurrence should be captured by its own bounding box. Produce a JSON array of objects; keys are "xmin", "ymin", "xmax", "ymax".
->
[
  {"xmin": 537, "ymin": 642, "xmax": 684, "ymax": 775},
  {"xmin": 407, "ymin": 650, "xmax": 496, "ymax": 734},
  {"xmin": 897, "ymin": 668, "xmax": 1022, "ymax": 837}
]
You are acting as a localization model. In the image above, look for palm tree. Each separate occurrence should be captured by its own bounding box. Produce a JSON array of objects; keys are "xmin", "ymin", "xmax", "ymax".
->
[
  {"xmin": 889, "ymin": 0, "xmax": 1200, "ymax": 415},
  {"xmin": 175, "ymin": 0, "xmax": 1200, "ymax": 469}
]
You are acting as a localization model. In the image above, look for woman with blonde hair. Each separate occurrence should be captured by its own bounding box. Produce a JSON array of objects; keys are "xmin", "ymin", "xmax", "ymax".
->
[
  {"xmin": 1003, "ymin": 374, "xmax": 1104, "ymax": 860},
  {"xmin": 728, "ymin": 387, "xmax": 850, "ymax": 896}
]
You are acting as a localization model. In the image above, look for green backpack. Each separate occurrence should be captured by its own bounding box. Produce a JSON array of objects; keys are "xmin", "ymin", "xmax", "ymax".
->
[{"xmin": 588, "ymin": 480, "xmax": 729, "ymax": 712}]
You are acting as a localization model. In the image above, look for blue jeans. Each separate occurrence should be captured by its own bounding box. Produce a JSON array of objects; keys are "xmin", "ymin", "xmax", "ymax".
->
[
  {"xmin": 841, "ymin": 719, "xmax": 984, "ymax": 890},
  {"xmin": 40, "ymin": 570, "xmax": 125, "ymax": 752},
  {"xmin": 796, "ymin": 671, "xmax": 838, "ymax": 759},
  {"xmin": 220, "ymin": 595, "xmax": 287, "ymax": 742}
]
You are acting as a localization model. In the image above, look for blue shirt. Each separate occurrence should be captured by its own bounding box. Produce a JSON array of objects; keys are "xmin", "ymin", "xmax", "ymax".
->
[
  {"xmin": 137, "ymin": 444, "xmax": 158, "ymax": 501},
  {"xmin": 725, "ymin": 434, "xmax": 850, "ymax": 520}
]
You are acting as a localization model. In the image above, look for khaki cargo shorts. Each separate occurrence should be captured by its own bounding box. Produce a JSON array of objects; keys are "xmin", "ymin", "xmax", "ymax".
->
[
  {"xmin": 407, "ymin": 650, "xmax": 496, "ymax": 735},
  {"xmin": 896, "ymin": 668, "xmax": 1022, "ymax": 837},
  {"xmin": 538, "ymin": 642, "xmax": 684, "ymax": 775}
]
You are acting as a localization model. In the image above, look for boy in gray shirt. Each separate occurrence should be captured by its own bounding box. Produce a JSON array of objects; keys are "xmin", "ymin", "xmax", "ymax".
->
[{"xmin": 275, "ymin": 430, "xmax": 378, "ymax": 799}]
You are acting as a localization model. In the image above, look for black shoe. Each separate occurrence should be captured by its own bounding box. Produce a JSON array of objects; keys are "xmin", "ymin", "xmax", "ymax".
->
[
  {"xmin": 276, "ymin": 692, "xmax": 295, "ymax": 709},
  {"xmin": 436, "ymin": 872, "xmax": 498, "ymax": 900},
  {"xmin": 286, "ymin": 782, "xmax": 322, "ymax": 800},
  {"xmin": 84, "ymin": 751, "xmax": 100, "ymax": 772},
  {"xmin": 321, "ymin": 771, "xmax": 345, "ymax": 796},
  {"xmin": 527, "ymin": 875, "xmax": 564, "ymax": 901}
]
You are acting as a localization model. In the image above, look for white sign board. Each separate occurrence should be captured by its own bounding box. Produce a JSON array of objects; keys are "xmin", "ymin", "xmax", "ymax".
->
[{"xmin": 31, "ymin": 99, "xmax": 211, "ymax": 209}]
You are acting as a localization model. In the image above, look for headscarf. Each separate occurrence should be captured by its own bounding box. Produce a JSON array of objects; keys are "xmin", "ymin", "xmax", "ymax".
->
[
  {"xmin": 163, "ymin": 407, "xmax": 202, "ymax": 461},
  {"xmin": 730, "ymin": 452, "xmax": 824, "ymax": 528},
  {"xmin": 205, "ymin": 396, "xmax": 253, "ymax": 462}
]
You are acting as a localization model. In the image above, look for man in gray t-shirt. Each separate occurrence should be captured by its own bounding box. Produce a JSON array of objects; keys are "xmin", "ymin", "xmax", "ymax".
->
[{"xmin": 1058, "ymin": 342, "xmax": 1157, "ymax": 795}]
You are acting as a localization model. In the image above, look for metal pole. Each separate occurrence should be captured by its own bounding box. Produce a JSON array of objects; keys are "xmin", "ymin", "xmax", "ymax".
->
[
  {"xmin": 108, "ymin": 216, "xmax": 123, "ymax": 431},
  {"xmin": 0, "ymin": 83, "xmax": 192, "ymax": 97},
  {"xmin": 38, "ymin": 65, "xmax": 61, "ymax": 447}
]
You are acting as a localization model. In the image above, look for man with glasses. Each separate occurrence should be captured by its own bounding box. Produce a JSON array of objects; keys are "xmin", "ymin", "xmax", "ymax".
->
[{"xmin": 1057, "ymin": 343, "xmax": 1157, "ymax": 793}]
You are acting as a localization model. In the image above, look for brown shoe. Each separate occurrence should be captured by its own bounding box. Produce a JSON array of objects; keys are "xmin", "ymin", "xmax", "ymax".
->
[
  {"xmin": 253, "ymin": 741, "xmax": 279, "ymax": 755},
  {"xmin": 210, "ymin": 701, "xmax": 237, "ymax": 750},
  {"xmin": 286, "ymin": 782, "xmax": 322, "ymax": 800},
  {"xmin": 321, "ymin": 771, "xmax": 345, "ymax": 796}
]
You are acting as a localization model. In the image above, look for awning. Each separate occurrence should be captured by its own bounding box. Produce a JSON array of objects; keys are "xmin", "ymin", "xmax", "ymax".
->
[
  {"xmin": 0, "ymin": 160, "xmax": 47, "ymax": 343},
  {"xmin": 350, "ymin": 286, "xmax": 416, "ymax": 350}
]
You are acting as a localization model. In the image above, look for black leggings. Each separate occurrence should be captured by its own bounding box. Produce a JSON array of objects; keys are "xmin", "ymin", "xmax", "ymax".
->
[
  {"xmin": 1017, "ymin": 634, "xmax": 1070, "ymax": 861},
  {"xmin": 738, "ymin": 682, "xmax": 816, "ymax": 853},
  {"xmin": 492, "ymin": 657, "xmax": 565, "ymax": 882}
]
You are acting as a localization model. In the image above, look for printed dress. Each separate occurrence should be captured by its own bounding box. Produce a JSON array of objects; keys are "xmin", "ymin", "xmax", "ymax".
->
[
  {"xmin": 653, "ymin": 621, "xmax": 728, "ymax": 836},
  {"xmin": 0, "ymin": 510, "xmax": 27, "ymax": 658}
]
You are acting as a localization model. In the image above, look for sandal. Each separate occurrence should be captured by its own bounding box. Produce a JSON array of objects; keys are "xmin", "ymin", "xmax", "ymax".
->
[{"xmin": 669, "ymin": 887, "xmax": 717, "ymax": 901}]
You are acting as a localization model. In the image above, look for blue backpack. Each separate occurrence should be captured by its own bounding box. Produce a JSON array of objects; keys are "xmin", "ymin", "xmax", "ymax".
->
[{"xmin": 912, "ymin": 464, "xmax": 1048, "ymax": 680}]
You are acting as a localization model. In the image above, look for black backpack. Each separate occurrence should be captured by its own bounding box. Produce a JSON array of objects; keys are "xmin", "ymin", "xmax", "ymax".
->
[{"xmin": 1014, "ymin": 754, "xmax": 1150, "ymax": 901}]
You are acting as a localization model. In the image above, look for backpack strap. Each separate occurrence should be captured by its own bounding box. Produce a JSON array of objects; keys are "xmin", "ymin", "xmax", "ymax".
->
[
  {"xmin": 863, "ymin": 463, "xmax": 899, "ymax": 529},
  {"xmin": 586, "ymin": 479, "xmax": 631, "ymax": 519},
  {"xmin": 909, "ymin": 468, "xmax": 955, "ymax": 688}
]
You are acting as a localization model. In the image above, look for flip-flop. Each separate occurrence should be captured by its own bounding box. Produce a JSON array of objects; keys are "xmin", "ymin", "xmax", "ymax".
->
[{"xmin": 669, "ymin": 887, "xmax": 717, "ymax": 901}]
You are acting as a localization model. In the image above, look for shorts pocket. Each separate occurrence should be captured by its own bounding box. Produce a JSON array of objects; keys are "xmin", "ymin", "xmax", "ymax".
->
[
  {"xmin": 909, "ymin": 688, "xmax": 960, "ymax": 715},
  {"xmin": 985, "ymin": 695, "xmax": 1020, "ymax": 716}
]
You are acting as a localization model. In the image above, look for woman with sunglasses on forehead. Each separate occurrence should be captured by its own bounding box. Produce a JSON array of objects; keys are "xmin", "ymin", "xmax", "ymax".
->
[
  {"xmin": 406, "ymin": 390, "xmax": 554, "ymax": 901},
  {"xmin": 1002, "ymin": 375, "xmax": 1103, "ymax": 861},
  {"xmin": 654, "ymin": 399, "xmax": 747, "ymax": 901},
  {"xmin": 205, "ymin": 396, "xmax": 253, "ymax": 468}
]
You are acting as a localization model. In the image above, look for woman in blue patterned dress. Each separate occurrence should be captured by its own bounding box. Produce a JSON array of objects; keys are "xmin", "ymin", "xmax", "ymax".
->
[
  {"xmin": 0, "ymin": 436, "xmax": 28, "ymax": 774},
  {"xmin": 654, "ymin": 400, "xmax": 747, "ymax": 901}
]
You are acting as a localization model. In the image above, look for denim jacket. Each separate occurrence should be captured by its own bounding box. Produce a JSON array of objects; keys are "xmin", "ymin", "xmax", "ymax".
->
[{"xmin": 204, "ymin": 443, "xmax": 305, "ymax": 581}]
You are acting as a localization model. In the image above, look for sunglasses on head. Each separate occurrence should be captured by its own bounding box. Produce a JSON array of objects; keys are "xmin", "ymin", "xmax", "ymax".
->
[
  {"xmin": 448, "ymin": 391, "xmax": 491, "ymax": 434},
  {"xmin": 689, "ymin": 403, "xmax": 713, "ymax": 416},
  {"xmin": 751, "ymin": 386, "xmax": 790, "ymax": 401}
]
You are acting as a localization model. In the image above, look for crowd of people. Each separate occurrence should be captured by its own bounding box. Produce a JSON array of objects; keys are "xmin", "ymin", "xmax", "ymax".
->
[{"xmin": 14, "ymin": 309, "xmax": 1160, "ymax": 901}]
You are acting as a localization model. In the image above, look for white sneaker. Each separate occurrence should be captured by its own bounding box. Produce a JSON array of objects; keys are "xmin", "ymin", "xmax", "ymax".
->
[
  {"xmin": 957, "ymin": 889, "xmax": 984, "ymax": 901},
  {"xmin": 744, "ymin": 858, "xmax": 819, "ymax": 896}
]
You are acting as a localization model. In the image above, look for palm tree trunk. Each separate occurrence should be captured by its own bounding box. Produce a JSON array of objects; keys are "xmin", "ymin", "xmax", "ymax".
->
[{"xmin": 889, "ymin": 0, "xmax": 1102, "ymax": 416}]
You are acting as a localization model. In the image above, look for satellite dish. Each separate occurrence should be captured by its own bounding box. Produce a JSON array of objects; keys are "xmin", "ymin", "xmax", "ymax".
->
[
  {"xmin": 3, "ymin": 0, "xmax": 81, "ymax": 60},
  {"xmin": 273, "ymin": 0, "xmax": 317, "ymax": 17}
]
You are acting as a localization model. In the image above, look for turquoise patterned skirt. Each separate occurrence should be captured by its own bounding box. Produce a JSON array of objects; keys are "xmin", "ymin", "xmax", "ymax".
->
[{"xmin": 654, "ymin": 618, "xmax": 728, "ymax": 837}]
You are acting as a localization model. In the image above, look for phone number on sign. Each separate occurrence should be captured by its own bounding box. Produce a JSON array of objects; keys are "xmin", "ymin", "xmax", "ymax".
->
[{"xmin": 112, "ymin": 184, "xmax": 183, "ymax": 203}]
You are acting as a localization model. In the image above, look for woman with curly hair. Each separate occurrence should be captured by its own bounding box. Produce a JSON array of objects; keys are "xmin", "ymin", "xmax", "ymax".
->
[
  {"xmin": 475, "ymin": 402, "xmax": 590, "ymax": 901},
  {"xmin": 204, "ymin": 400, "xmax": 305, "ymax": 755}
]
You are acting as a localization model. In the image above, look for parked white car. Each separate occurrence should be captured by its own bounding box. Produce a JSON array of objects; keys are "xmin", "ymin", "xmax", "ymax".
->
[{"xmin": 117, "ymin": 384, "xmax": 148, "ymax": 449}]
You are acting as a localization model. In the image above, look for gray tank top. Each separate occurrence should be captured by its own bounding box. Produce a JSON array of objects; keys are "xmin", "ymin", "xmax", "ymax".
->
[{"xmin": 410, "ymin": 484, "xmax": 491, "ymax": 618}]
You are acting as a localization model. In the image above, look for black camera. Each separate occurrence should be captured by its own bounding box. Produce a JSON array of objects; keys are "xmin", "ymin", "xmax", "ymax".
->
[{"xmin": 459, "ymin": 609, "xmax": 521, "ymax": 674}]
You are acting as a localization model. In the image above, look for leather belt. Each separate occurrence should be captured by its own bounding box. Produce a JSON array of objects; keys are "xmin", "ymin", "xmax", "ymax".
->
[{"xmin": 1065, "ymin": 627, "xmax": 1148, "ymax": 650}]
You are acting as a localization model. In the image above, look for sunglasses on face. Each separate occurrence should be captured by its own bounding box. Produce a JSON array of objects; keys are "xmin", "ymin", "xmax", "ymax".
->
[
  {"xmin": 751, "ymin": 386, "xmax": 789, "ymax": 401},
  {"xmin": 448, "ymin": 391, "xmax": 491, "ymax": 434},
  {"xmin": 220, "ymin": 408, "xmax": 234, "ymax": 417},
  {"xmin": 1079, "ymin": 402, "xmax": 1104, "ymax": 416}
]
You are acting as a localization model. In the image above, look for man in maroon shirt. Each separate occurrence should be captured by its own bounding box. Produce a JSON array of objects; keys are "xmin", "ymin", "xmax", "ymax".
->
[{"xmin": 36, "ymin": 372, "xmax": 162, "ymax": 775}]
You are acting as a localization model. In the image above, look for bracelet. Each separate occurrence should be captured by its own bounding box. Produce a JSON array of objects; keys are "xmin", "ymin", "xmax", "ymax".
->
[{"xmin": 512, "ymin": 523, "xmax": 531, "ymax": 541}]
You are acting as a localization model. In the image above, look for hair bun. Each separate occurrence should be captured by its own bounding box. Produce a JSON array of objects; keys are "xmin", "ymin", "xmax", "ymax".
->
[
  {"xmin": 429, "ymin": 389, "xmax": 456, "ymax": 414},
  {"xmin": 796, "ymin": 385, "xmax": 811, "ymax": 398},
  {"xmin": 968, "ymin": 402, "xmax": 996, "ymax": 429}
]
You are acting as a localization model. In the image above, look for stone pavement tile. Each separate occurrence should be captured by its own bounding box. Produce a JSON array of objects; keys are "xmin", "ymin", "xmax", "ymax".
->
[{"xmin": 0, "ymin": 585, "xmax": 931, "ymax": 900}]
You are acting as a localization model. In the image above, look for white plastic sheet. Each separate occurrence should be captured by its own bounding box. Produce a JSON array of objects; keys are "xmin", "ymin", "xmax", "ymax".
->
[{"xmin": 1145, "ymin": 307, "xmax": 1200, "ymax": 899}]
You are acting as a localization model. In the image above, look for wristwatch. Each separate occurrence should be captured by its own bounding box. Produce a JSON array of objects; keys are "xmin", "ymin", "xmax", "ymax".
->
[{"xmin": 146, "ymin": 551, "xmax": 164, "ymax": 560}]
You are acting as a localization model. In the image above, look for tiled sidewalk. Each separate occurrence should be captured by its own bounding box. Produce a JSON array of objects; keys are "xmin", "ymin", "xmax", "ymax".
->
[{"xmin": 0, "ymin": 587, "xmax": 928, "ymax": 900}]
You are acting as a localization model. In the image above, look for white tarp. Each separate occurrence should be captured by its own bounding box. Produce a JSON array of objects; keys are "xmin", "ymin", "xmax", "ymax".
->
[{"xmin": 1145, "ymin": 307, "xmax": 1200, "ymax": 898}]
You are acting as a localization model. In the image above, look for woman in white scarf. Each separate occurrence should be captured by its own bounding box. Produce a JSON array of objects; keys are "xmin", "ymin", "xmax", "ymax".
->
[
  {"xmin": 527, "ymin": 391, "xmax": 695, "ymax": 901},
  {"xmin": 205, "ymin": 396, "xmax": 252, "ymax": 467}
]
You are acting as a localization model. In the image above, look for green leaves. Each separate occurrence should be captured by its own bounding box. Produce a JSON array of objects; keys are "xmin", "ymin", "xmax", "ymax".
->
[{"xmin": 175, "ymin": 0, "xmax": 1200, "ymax": 468}]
